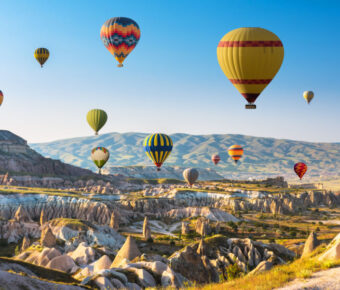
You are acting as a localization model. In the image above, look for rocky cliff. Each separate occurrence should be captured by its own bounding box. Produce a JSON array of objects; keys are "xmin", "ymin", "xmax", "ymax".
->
[{"xmin": 0, "ymin": 130, "xmax": 94, "ymax": 177}]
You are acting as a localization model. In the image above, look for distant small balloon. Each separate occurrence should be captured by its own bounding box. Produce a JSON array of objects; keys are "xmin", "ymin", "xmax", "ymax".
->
[
  {"xmin": 86, "ymin": 109, "xmax": 108, "ymax": 135},
  {"xmin": 143, "ymin": 133, "xmax": 173, "ymax": 171},
  {"xmin": 228, "ymin": 145, "xmax": 244, "ymax": 164},
  {"xmin": 34, "ymin": 48, "xmax": 49, "ymax": 67},
  {"xmin": 211, "ymin": 154, "xmax": 221, "ymax": 165},
  {"xmin": 294, "ymin": 162, "xmax": 307, "ymax": 179},
  {"xmin": 183, "ymin": 168, "xmax": 199, "ymax": 186},
  {"xmin": 91, "ymin": 147, "xmax": 110, "ymax": 174},
  {"xmin": 0, "ymin": 91, "xmax": 3, "ymax": 106},
  {"xmin": 303, "ymin": 91, "xmax": 314, "ymax": 104}
]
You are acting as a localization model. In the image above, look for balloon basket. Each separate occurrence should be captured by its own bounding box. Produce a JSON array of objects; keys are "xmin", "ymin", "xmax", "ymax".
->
[
  {"xmin": 117, "ymin": 63, "xmax": 123, "ymax": 68},
  {"xmin": 245, "ymin": 104, "xmax": 256, "ymax": 109}
]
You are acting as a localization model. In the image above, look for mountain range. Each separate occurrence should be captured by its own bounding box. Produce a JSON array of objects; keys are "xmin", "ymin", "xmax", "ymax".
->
[{"xmin": 30, "ymin": 132, "xmax": 340, "ymax": 180}]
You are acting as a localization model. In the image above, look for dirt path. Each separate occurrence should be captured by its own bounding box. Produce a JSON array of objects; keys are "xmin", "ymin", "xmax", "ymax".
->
[{"xmin": 277, "ymin": 266, "xmax": 340, "ymax": 289}]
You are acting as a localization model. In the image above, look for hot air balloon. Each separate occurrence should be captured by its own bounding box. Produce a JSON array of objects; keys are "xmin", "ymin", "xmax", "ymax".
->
[
  {"xmin": 86, "ymin": 109, "xmax": 107, "ymax": 135},
  {"xmin": 34, "ymin": 48, "xmax": 49, "ymax": 67},
  {"xmin": 294, "ymin": 162, "xmax": 307, "ymax": 180},
  {"xmin": 228, "ymin": 145, "xmax": 244, "ymax": 163},
  {"xmin": 303, "ymin": 91, "xmax": 314, "ymax": 104},
  {"xmin": 212, "ymin": 154, "xmax": 221, "ymax": 165},
  {"xmin": 100, "ymin": 17, "xmax": 141, "ymax": 67},
  {"xmin": 143, "ymin": 133, "xmax": 173, "ymax": 171},
  {"xmin": 91, "ymin": 147, "xmax": 110, "ymax": 174},
  {"xmin": 217, "ymin": 27, "xmax": 284, "ymax": 109},
  {"xmin": 0, "ymin": 91, "xmax": 3, "ymax": 106},
  {"xmin": 183, "ymin": 168, "xmax": 199, "ymax": 186}
]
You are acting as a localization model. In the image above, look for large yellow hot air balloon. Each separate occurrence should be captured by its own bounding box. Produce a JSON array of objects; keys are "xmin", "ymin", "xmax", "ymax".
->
[
  {"xmin": 217, "ymin": 27, "xmax": 284, "ymax": 109},
  {"xmin": 303, "ymin": 91, "xmax": 314, "ymax": 104}
]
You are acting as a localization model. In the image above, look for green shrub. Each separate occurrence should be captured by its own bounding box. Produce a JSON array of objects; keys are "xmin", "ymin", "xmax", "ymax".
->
[{"xmin": 226, "ymin": 263, "xmax": 243, "ymax": 281}]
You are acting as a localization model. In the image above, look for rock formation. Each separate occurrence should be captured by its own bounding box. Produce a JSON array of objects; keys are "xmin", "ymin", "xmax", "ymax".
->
[
  {"xmin": 143, "ymin": 216, "xmax": 151, "ymax": 240},
  {"xmin": 40, "ymin": 227, "xmax": 56, "ymax": 247},
  {"xmin": 21, "ymin": 236, "xmax": 31, "ymax": 252},
  {"xmin": 181, "ymin": 222, "xmax": 189, "ymax": 235},
  {"xmin": 13, "ymin": 206, "xmax": 32, "ymax": 223},
  {"xmin": 40, "ymin": 209, "xmax": 47, "ymax": 226},
  {"xmin": 111, "ymin": 235, "xmax": 141, "ymax": 267},
  {"xmin": 109, "ymin": 211, "xmax": 119, "ymax": 230},
  {"xmin": 302, "ymin": 231, "xmax": 319, "ymax": 258},
  {"xmin": 318, "ymin": 233, "xmax": 340, "ymax": 262},
  {"xmin": 195, "ymin": 217, "xmax": 211, "ymax": 237}
]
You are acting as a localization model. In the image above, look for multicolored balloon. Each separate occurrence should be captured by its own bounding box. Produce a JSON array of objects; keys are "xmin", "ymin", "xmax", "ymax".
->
[
  {"xmin": 91, "ymin": 147, "xmax": 110, "ymax": 174},
  {"xmin": 143, "ymin": 133, "xmax": 173, "ymax": 171},
  {"xmin": 211, "ymin": 154, "xmax": 221, "ymax": 165},
  {"xmin": 228, "ymin": 145, "xmax": 244, "ymax": 163},
  {"xmin": 294, "ymin": 162, "xmax": 307, "ymax": 179},
  {"xmin": 0, "ymin": 91, "xmax": 3, "ymax": 106},
  {"xmin": 183, "ymin": 168, "xmax": 199, "ymax": 186},
  {"xmin": 100, "ymin": 17, "xmax": 141, "ymax": 67},
  {"xmin": 217, "ymin": 27, "xmax": 284, "ymax": 109},
  {"xmin": 303, "ymin": 91, "xmax": 314, "ymax": 104},
  {"xmin": 86, "ymin": 109, "xmax": 107, "ymax": 135},
  {"xmin": 34, "ymin": 48, "xmax": 49, "ymax": 67}
]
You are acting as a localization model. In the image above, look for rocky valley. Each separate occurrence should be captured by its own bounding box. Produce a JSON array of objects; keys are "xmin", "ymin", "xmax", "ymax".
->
[{"xmin": 0, "ymin": 131, "xmax": 339, "ymax": 289}]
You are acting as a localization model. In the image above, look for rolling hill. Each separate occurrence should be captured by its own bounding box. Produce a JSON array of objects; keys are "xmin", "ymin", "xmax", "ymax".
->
[{"xmin": 30, "ymin": 132, "xmax": 340, "ymax": 180}]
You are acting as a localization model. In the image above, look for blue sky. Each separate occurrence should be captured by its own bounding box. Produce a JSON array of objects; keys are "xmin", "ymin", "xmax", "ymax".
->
[{"xmin": 0, "ymin": 0, "xmax": 339, "ymax": 143}]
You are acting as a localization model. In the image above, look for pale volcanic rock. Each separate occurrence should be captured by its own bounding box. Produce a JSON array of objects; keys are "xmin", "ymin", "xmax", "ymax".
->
[
  {"xmin": 181, "ymin": 222, "xmax": 190, "ymax": 235},
  {"xmin": 318, "ymin": 233, "xmax": 340, "ymax": 262},
  {"xmin": 302, "ymin": 231, "xmax": 319, "ymax": 258},
  {"xmin": 40, "ymin": 209, "xmax": 47, "ymax": 226},
  {"xmin": 46, "ymin": 254, "xmax": 78, "ymax": 273},
  {"xmin": 21, "ymin": 236, "xmax": 30, "ymax": 252},
  {"xmin": 93, "ymin": 255, "xmax": 112, "ymax": 273},
  {"xmin": 109, "ymin": 211, "xmax": 119, "ymax": 230},
  {"xmin": 13, "ymin": 205, "xmax": 32, "ymax": 223},
  {"xmin": 167, "ymin": 207, "xmax": 239, "ymax": 222},
  {"xmin": 40, "ymin": 227, "xmax": 56, "ymax": 247},
  {"xmin": 67, "ymin": 242, "xmax": 96, "ymax": 266},
  {"xmin": 142, "ymin": 216, "xmax": 151, "ymax": 240},
  {"xmin": 111, "ymin": 236, "xmax": 141, "ymax": 268}
]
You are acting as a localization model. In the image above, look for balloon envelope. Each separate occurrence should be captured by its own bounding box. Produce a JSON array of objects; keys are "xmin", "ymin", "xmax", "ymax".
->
[
  {"xmin": 0, "ymin": 91, "xmax": 3, "ymax": 106},
  {"xmin": 217, "ymin": 27, "xmax": 284, "ymax": 109},
  {"xmin": 100, "ymin": 17, "xmax": 141, "ymax": 67},
  {"xmin": 34, "ymin": 48, "xmax": 49, "ymax": 67},
  {"xmin": 294, "ymin": 162, "xmax": 307, "ymax": 179},
  {"xmin": 211, "ymin": 154, "xmax": 221, "ymax": 165},
  {"xmin": 303, "ymin": 91, "xmax": 314, "ymax": 104},
  {"xmin": 86, "ymin": 109, "xmax": 107, "ymax": 135},
  {"xmin": 144, "ymin": 133, "xmax": 173, "ymax": 170},
  {"xmin": 228, "ymin": 145, "xmax": 244, "ymax": 163},
  {"xmin": 183, "ymin": 168, "xmax": 199, "ymax": 185},
  {"xmin": 91, "ymin": 147, "xmax": 110, "ymax": 173}
]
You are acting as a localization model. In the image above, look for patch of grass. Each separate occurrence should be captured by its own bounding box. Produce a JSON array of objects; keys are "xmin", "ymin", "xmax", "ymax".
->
[
  {"xmin": 49, "ymin": 218, "xmax": 93, "ymax": 231},
  {"xmin": 191, "ymin": 247, "xmax": 340, "ymax": 290}
]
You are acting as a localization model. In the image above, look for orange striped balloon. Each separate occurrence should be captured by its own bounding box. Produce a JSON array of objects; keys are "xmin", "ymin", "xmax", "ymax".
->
[
  {"xmin": 228, "ymin": 145, "xmax": 244, "ymax": 163},
  {"xmin": 294, "ymin": 162, "xmax": 307, "ymax": 179}
]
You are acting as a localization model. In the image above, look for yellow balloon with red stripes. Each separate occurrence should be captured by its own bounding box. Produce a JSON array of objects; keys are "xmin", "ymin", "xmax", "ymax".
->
[
  {"xmin": 217, "ymin": 27, "xmax": 284, "ymax": 109},
  {"xmin": 228, "ymin": 145, "xmax": 244, "ymax": 164},
  {"xmin": 143, "ymin": 133, "xmax": 173, "ymax": 171}
]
